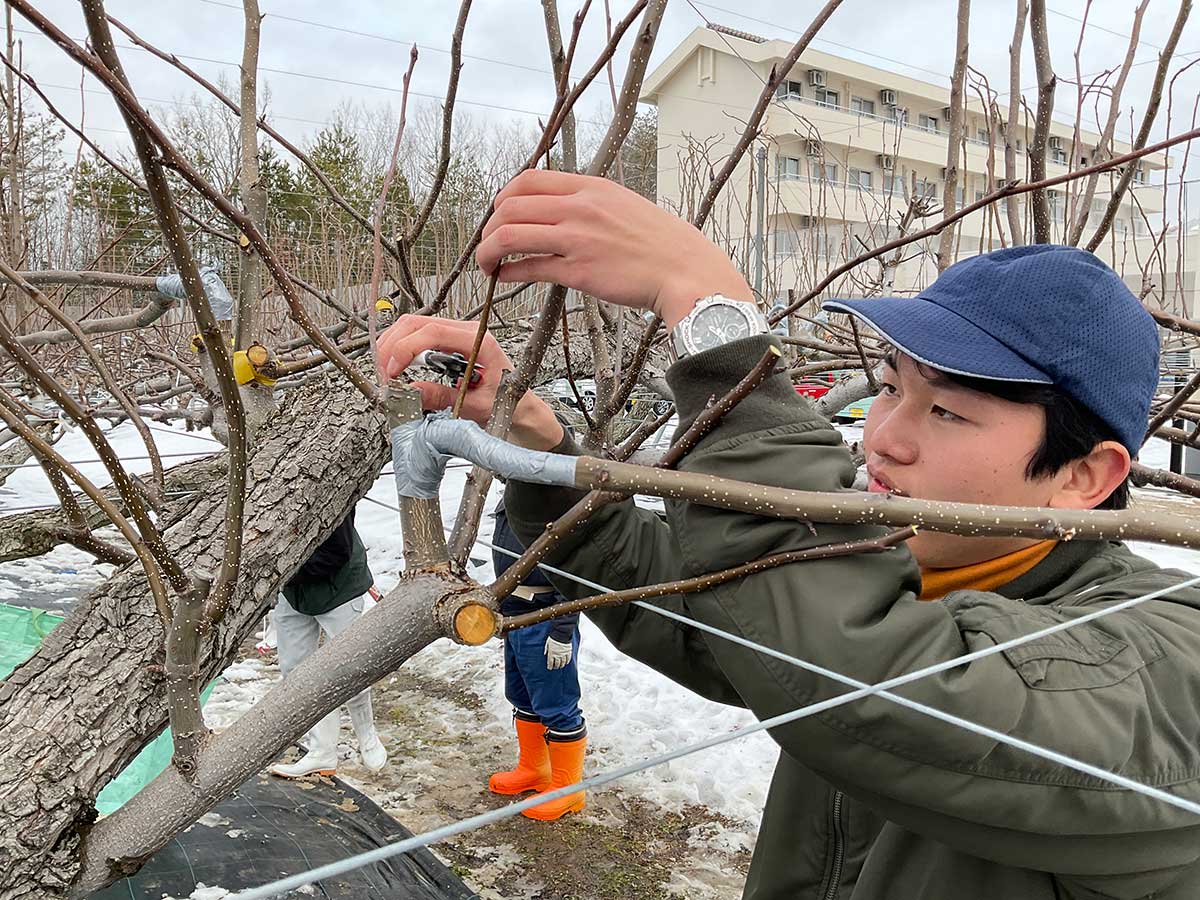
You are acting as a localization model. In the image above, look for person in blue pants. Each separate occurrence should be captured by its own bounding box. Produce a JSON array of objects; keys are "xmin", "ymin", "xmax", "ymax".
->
[{"xmin": 488, "ymin": 503, "xmax": 587, "ymax": 820}]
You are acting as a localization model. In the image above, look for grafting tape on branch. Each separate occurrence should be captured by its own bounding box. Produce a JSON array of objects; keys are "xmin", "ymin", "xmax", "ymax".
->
[{"xmin": 390, "ymin": 412, "xmax": 578, "ymax": 500}]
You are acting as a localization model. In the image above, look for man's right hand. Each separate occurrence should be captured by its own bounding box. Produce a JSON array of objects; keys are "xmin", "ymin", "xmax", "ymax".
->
[{"xmin": 376, "ymin": 314, "xmax": 564, "ymax": 451}]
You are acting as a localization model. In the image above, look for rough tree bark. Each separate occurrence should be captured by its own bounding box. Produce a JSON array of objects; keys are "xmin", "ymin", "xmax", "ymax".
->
[
  {"xmin": 0, "ymin": 369, "xmax": 387, "ymax": 899},
  {"xmin": 1028, "ymin": 0, "xmax": 1056, "ymax": 243}
]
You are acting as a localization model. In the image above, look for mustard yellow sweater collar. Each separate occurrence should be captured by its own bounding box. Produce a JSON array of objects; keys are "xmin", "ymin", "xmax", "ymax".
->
[{"xmin": 919, "ymin": 541, "xmax": 1058, "ymax": 601}]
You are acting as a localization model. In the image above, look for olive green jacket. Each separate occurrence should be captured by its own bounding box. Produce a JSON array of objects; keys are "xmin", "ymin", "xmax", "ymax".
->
[{"xmin": 505, "ymin": 335, "xmax": 1200, "ymax": 900}]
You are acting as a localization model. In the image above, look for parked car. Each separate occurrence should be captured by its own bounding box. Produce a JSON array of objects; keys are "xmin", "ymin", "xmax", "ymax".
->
[
  {"xmin": 833, "ymin": 395, "xmax": 876, "ymax": 424},
  {"xmin": 544, "ymin": 378, "xmax": 672, "ymax": 417}
]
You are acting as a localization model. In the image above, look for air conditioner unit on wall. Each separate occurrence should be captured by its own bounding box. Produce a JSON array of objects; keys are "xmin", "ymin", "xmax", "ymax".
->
[
  {"xmin": 880, "ymin": 88, "xmax": 897, "ymax": 105},
  {"xmin": 808, "ymin": 69, "xmax": 826, "ymax": 87},
  {"xmin": 878, "ymin": 154, "xmax": 896, "ymax": 170},
  {"xmin": 1048, "ymin": 136, "xmax": 1063, "ymax": 150},
  {"xmin": 805, "ymin": 139, "xmax": 823, "ymax": 156}
]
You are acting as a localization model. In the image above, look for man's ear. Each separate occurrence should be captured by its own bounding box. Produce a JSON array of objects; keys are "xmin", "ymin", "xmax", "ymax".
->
[{"xmin": 1047, "ymin": 440, "xmax": 1131, "ymax": 510}]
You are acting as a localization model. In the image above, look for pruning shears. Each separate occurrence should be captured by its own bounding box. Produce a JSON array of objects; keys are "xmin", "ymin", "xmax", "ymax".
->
[{"xmin": 413, "ymin": 349, "xmax": 484, "ymax": 387}]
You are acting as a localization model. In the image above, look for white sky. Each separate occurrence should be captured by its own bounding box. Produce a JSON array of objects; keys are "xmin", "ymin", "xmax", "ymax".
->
[{"xmin": 15, "ymin": 1, "xmax": 1200, "ymax": 205}]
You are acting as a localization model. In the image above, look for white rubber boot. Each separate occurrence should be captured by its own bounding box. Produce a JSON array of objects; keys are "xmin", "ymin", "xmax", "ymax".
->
[
  {"xmin": 348, "ymin": 692, "xmax": 387, "ymax": 772},
  {"xmin": 269, "ymin": 709, "xmax": 339, "ymax": 778}
]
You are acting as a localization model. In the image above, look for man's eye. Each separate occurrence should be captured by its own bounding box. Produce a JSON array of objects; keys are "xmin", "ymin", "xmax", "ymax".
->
[
  {"xmin": 932, "ymin": 406, "xmax": 963, "ymax": 421},
  {"xmin": 879, "ymin": 382, "xmax": 898, "ymax": 395}
]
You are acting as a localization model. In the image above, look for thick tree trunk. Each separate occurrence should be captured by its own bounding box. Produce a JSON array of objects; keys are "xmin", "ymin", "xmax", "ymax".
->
[
  {"xmin": 0, "ymin": 369, "xmax": 388, "ymax": 898},
  {"xmin": 70, "ymin": 571, "xmax": 450, "ymax": 896}
]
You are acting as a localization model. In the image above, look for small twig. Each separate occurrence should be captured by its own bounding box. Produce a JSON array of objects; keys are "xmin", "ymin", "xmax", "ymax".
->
[
  {"xmin": 612, "ymin": 406, "xmax": 674, "ymax": 461},
  {"xmin": 452, "ymin": 274, "xmax": 497, "ymax": 419},
  {"xmin": 499, "ymin": 527, "xmax": 916, "ymax": 632},
  {"xmin": 369, "ymin": 44, "xmax": 418, "ymax": 385},
  {"xmin": 560, "ymin": 302, "xmax": 598, "ymax": 433},
  {"xmin": 1145, "ymin": 369, "xmax": 1200, "ymax": 441},
  {"xmin": 661, "ymin": 346, "xmax": 782, "ymax": 466},
  {"xmin": 847, "ymin": 318, "xmax": 879, "ymax": 393}
]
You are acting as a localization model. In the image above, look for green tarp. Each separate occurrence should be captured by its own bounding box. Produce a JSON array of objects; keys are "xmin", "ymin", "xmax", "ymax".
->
[{"xmin": 0, "ymin": 602, "xmax": 216, "ymax": 815}]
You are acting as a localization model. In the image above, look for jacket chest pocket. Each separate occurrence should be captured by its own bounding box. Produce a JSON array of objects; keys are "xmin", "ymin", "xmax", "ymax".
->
[{"xmin": 970, "ymin": 610, "xmax": 1164, "ymax": 692}]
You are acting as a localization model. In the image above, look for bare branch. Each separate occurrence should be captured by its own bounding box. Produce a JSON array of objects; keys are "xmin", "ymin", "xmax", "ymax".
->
[
  {"xmin": 500, "ymin": 527, "xmax": 916, "ymax": 632},
  {"xmin": 1085, "ymin": 0, "xmax": 1193, "ymax": 251},
  {"xmin": 936, "ymin": 0, "xmax": 970, "ymax": 270},
  {"xmin": 1028, "ymin": 0, "xmax": 1057, "ymax": 243},
  {"xmin": 369, "ymin": 45, "xmax": 418, "ymax": 385}
]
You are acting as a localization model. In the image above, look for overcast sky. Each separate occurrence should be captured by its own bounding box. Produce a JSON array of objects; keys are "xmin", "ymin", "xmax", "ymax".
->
[{"xmin": 16, "ymin": 1, "xmax": 1200, "ymax": 197}]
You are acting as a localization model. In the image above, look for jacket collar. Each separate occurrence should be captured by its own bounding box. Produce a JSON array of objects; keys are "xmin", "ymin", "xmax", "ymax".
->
[{"xmin": 994, "ymin": 539, "xmax": 1108, "ymax": 602}]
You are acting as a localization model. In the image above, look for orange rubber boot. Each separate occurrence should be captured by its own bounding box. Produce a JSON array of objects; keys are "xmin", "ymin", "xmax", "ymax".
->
[
  {"xmin": 521, "ymin": 735, "xmax": 587, "ymax": 820},
  {"xmin": 489, "ymin": 716, "xmax": 551, "ymax": 795}
]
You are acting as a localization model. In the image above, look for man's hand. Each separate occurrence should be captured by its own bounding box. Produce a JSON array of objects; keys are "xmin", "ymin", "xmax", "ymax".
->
[
  {"xmin": 376, "ymin": 314, "xmax": 563, "ymax": 450},
  {"xmin": 476, "ymin": 170, "xmax": 752, "ymax": 328},
  {"xmin": 544, "ymin": 636, "xmax": 573, "ymax": 670}
]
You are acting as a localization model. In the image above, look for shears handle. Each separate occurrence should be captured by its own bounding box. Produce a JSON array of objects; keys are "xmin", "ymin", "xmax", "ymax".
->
[{"xmin": 412, "ymin": 349, "xmax": 484, "ymax": 386}]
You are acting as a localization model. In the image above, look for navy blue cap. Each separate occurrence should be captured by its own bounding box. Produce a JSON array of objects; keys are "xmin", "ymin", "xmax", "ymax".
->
[{"xmin": 823, "ymin": 245, "xmax": 1160, "ymax": 454}]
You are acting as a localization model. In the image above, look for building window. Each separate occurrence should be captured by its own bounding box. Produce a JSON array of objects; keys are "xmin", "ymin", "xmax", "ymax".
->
[
  {"xmin": 892, "ymin": 107, "xmax": 909, "ymax": 126},
  {"xmin": 1113, "ymin": 217, "xmax": 1126, "ymax": 235},
  {"xmin": 849, "ymin": 168, "xmax": 873, "ymax": 190},
  {"xmin": 850, "ymin": 96, "xmax": 875, "ymax": 116},
  {"xmin": 1051, "ymin": 148, "xmax": 1067, "ymax": 165},
  {"xmin": 803, "ymin": 229, "xmax": 831, "ymax": 258},
  {"xmin": 810, "ymin": 161, "xmax": 838, "ymax": 183},
  {"xmin": 917, "ymin": 113, "xmax": 940, "ymax": 133},
  {"xmin": 886, "ymin": 174, "xmax": 907, "ymax": 196},
  {"xmin": 977, "ymin": 128, "xmax": 990, "ymax": 144},
  {"xmin": 955, "ymin": 187, "xmax": 965, "ymax": 206},
  {"xmin": 916, "ymin": 178, "xmax": 937, "ymax": 199},
  {"xmin": 775, "ymin": 80, "xmax": 804, "ymax": 101},
  {"xmin": 813, "ymin": 87, "xmax": 840, "ymax": 109},
  {"xmin": 1133, "ymin": 165, "xmax": 1147, "ymax": 184},
  {"xmin": 777, "ymin": 156, "xmax": 802, "ymax": 179},
  {"xmin": 773, "ymin": 230, "xmax": 799, "ymax": 255}
]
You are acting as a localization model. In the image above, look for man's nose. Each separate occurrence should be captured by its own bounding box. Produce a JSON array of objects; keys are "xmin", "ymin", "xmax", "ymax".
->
[{"xmin": 866, "ymin": 403, "xmax": 919, "ymax": 466}]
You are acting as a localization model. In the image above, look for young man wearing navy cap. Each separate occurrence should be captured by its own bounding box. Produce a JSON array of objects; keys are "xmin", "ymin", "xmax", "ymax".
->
[{"xmin": 379, "ymin": 172, "xmax": 1200, "ymax": 900}]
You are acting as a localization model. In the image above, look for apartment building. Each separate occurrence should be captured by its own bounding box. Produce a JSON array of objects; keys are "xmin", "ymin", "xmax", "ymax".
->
[{"xmin": 639, "ymin": 25, "xmax": 1195, "ymax": 315}]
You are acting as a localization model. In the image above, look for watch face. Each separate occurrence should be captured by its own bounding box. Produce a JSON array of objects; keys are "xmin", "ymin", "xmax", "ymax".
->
[{"xmin": 690, "ymin": 303, "xmax": 752, "ymax": 350}]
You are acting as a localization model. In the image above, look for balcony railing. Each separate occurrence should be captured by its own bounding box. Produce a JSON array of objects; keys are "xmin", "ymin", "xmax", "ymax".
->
[{"xmin": 774, "ymin": 94, "xmax": 991, "ymax": 147}]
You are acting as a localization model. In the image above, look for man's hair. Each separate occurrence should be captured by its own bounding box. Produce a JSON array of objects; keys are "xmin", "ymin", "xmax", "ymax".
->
[{"xmin": 883, "ymin": 350, "xmax": 1130, "ymax": 510}]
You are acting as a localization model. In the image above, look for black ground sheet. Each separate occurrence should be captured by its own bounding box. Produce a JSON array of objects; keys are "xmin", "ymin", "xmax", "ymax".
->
[{"xmin": 91, "ymin": 772, "xmax": 479, "ymax": 899}]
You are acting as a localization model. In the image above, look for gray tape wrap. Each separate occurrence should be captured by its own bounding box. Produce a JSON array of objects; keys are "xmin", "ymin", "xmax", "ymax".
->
[
  {"xmin": 390, "ymin": 411, "xmax": 577, "ymax": 500},
  {"xmin": 155, "ymin": 266, "xmax": 235, "ymax": 321}
]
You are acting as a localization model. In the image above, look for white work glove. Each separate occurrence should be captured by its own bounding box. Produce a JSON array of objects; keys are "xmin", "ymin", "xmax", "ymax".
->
[{"xmin": 544, "ymin": 636, "xmax": 573, "ymax": 670}]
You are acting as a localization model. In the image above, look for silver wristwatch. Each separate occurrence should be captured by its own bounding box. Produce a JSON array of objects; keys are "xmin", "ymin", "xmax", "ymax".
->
[{"xmin": 669, "ymin": 294, "xmax": 769, "ymax": 362}]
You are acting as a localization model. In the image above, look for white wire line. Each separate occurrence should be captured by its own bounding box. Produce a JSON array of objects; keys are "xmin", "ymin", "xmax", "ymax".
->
[
  {"xmin": 243, "ymin": 489, "xmax": 1200, "ymax": 897},
  {"xmin": 230, "ymin": 688, "xmax": 851, "ymax": 900}
]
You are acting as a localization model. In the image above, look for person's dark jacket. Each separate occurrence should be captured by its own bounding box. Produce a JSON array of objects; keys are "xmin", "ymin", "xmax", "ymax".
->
[
  {"xmin": 283, "ymin": 512, "xmax": 373, "ymax": 617},
  {"xmin": 492, "ymin": 504, "xmax": 578, "ymax": 644},
  {"xmin": 504, "ymin": 333, "xmax": 1200, "ymax": 900}
]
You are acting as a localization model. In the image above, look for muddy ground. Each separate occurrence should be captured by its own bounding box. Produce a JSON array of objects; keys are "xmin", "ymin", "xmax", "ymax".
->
[{"xmin": 263, "ymin": 655, "xmax": 753, "ymax": 900}]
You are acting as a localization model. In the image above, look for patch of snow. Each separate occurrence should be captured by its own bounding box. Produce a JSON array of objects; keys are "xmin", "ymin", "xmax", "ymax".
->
[{"xmin": 160, "ymin": 882, "xmax": 230, "ymax": 899}]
